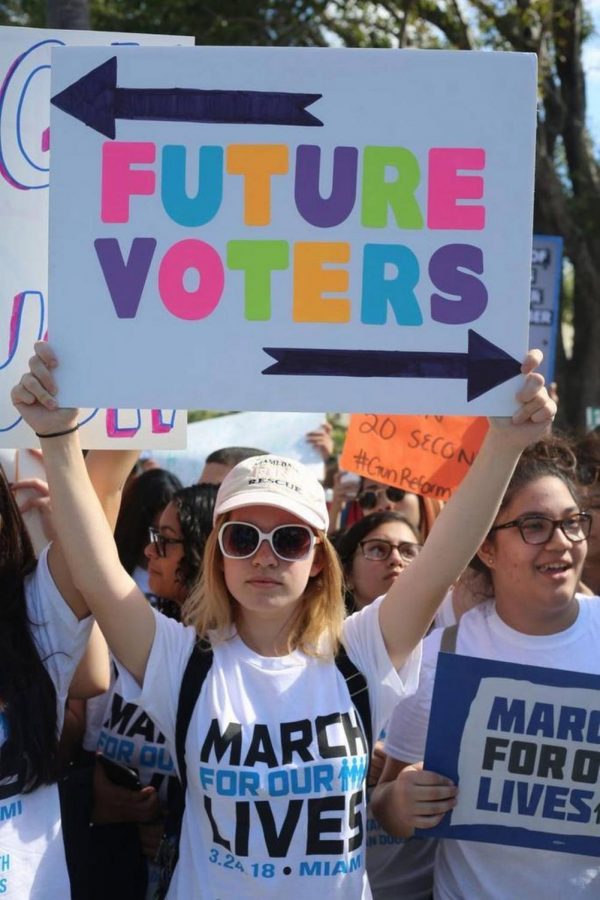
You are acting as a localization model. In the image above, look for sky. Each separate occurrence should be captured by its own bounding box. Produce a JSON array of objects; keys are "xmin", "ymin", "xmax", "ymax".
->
[{"xmin": 585, "ymin": 0, "xmax": 600, "ymax": 147}]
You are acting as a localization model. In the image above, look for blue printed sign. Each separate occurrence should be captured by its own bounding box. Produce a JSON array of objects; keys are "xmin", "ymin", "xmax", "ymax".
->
[
  {"xmin": 529, "ymin": 235, "xmax": 562, "ymax": 383},
  {"xmin": 419, "ymin": 653, "xmax": 600, "ymax": 857}
]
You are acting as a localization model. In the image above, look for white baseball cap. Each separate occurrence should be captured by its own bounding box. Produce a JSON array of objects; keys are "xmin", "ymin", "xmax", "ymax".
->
[{"xmin": 213, "ymin": 455, "xmax": 329, "ymax": 531}]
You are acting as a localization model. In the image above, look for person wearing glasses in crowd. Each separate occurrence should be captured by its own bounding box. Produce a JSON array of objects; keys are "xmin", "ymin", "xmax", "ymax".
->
[
  {"xmin": 336, "ymin": 512, "xmax": 435, "ymax": 899},
  {"xmin": 372, "ymin": 438, "xmax": 598, "ymax": 900},
  {"xmin": 329, "ymin": 475, "xmax": 443, "ymax": 544},
  {"xmin": 81, "ymin": 484, "xmax": 218, "ymax": 900},
  {"xmin": 113, "ymin": 467, "xmax": 183, "ymax": 606},
  {"xmin": 12, "ymin": 341, "xmax": 554, "ymax": 899}
]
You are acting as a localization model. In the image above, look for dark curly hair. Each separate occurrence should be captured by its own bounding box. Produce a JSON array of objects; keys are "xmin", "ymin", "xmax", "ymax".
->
[
  {"xmin": 172, "ymin": 483, "xmax": 219, "ymax": 590},
  {"xmin": 115, "ymin": 468, "xmax": 183, "ymax": 574},
  {"xmin": 0, "ymin": 467, "xmax": 59, "ymax": 791}
]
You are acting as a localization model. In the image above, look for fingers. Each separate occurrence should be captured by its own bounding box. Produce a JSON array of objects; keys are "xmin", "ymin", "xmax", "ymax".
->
[
  {"xmin": 13, "ymin": 496, "xmax": 50, "ymax": 516},
  {"xmin": 513, "ymin": 378, "xmax": 557, "ymax": 426},
  {"xmin": 11, "ymin": 478, "xmax": 50, "ymax": 497},
  {"xmin": 11, "ymin": 372, "xmax": 58, "ymax": 411},
  {"xmin": 396, "ymin": 764, "xmax": 458, "ymax": 828},
  {"xmin": 34, "ymin": 340, "xmax": 58, "ymax": 369},
  {"xmin": 520, "ymin": 348, "xmax": 543, "ymax": 375}
]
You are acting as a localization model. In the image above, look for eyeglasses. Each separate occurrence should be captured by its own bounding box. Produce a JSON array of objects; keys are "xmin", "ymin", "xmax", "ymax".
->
[
  {"xmin": 218, "ymin": 521, "xmax": 318, "ymax": 562},
  {"xmin": 358, "ymin": 538, "xmax": 422, "ymax": 563},
  {"xmin": 148, "ymin": 526, "xmax": 185, "ymax": 558},
  {"xmin": 489, "ymin": 513, "xmax": 592, "ymax": 545},
  {"xmin": 357, "ymin": 486, "xmax": 406, "ymax": 510}
]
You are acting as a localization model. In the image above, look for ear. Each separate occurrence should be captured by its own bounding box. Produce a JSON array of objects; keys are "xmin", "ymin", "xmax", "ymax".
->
[
  {"xmin": 309, "ymin": 544, "xmax": 325, "ymax": 578},
  {"xmin": 477, "ymin": 537, "xmax": 495, "ymax": 570}
]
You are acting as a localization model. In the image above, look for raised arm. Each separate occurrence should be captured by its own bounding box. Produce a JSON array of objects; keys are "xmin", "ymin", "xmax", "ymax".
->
[
  {"xmin": 12, "ymin": 344, "xmax": 155, "ymax": 685},
  {"xmin": 378, "ymin": 350, "xmax": 556, "ymax": 668}
]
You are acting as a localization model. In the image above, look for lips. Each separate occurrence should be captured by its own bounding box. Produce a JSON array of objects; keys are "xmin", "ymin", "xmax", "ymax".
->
[{"xmin": 247, "ymin": 578, "xmax": 281, "ymax": 586}]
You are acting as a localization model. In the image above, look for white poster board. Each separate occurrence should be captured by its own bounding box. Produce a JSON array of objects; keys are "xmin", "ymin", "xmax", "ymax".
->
[
  {"xmin": 48, "ymin": 46, "xmax": 537, "ymax": 416},
  {"xmin": 0, "ymin": 26, "xmax": 192, "ymax": 449},
  {"xmin": 150, "ymin": 411, "xmax": 327, "ymax": 485}
]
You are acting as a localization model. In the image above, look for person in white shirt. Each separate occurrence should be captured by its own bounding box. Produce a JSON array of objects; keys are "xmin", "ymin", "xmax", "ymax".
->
[
  {"xmin": 12, "ymin": 340, "xmax": 555, "ymax": 899},
  {"xmin": 0, "ymin": 464, "xmax": 95, "ymax": 898},
  {"xmin": 372, "ymin": 437, "xmax": 600, "ymax": 899}
]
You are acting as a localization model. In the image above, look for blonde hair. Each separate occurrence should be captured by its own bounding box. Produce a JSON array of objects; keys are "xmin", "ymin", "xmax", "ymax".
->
[{"xmin": 182, "ymin": 513, "xmax": 345, "ymax": 658}]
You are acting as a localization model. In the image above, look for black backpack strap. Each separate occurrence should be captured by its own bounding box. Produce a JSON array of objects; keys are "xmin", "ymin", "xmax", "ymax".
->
[
  {"xmin": 335, "ymin": 646, "xmax": 372, "ymax": 759},
  {"xmin": 440, "ymin": 623, "xmax": 459, "ymax": 654},
  {"xmin": 175, "ymin": 637, "xmax": 213, "ymax": 792},
  {"xmin": 156, "ymin": 638, "xmax": 213, "ymax": 898}
]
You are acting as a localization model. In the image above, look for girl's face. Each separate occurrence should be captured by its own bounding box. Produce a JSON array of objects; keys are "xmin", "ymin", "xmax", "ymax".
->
[
  {"xmin": 221, "ymin": 505, "xmax": 323, "ymax": 626},
  {"xmin": 479, "ymin": 476, "xmax": 587, "ymax": 634},
  {"xmin": 358, "ymin": 480, "xmax": 421, "ymax": 532},
  {"xmin": 144, "ymin": 501, "xmax": 187, "ymax": 604},
  {"xmin": 348, "ymin": 520, "xmax": 420, "ymax": 610}
]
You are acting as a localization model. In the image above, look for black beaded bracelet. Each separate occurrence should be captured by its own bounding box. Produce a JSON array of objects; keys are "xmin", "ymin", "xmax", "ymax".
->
[{"xmin": 35, "ymin": 423, "xmax": 80, "ymax": 439}]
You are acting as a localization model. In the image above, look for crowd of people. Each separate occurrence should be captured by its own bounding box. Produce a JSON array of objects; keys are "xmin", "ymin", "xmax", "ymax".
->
[{"xmin": 2, "ymin": 341, "xmax": 600, "ymax": 898}]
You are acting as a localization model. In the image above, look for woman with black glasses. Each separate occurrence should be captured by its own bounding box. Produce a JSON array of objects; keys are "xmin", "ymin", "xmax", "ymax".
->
[
  {"xmin": 372, "ymin": 440, "xmax": 598, "ymax": 900},
  {"xmin": 336, "ymin": 512, "xmax": 437, "ymax": 900},
  {"xmin": 12, "ymin": 341, "xmax": 555, "ymax": 900},
  {"xmin": 336, "ymin": 512, "xmax": 422, "ymax": 614}
]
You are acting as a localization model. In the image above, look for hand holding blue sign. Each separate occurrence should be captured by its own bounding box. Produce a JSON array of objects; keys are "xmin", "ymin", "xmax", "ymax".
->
[{"xmin": 384, "ymin": 761, "xmax": 458, "ymax": 833}]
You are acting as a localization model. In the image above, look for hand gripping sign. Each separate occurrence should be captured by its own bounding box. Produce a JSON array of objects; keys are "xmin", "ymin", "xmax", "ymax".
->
[{"xmin": 421, "ymin": 653, "xmax": 600, "ymax": 857}]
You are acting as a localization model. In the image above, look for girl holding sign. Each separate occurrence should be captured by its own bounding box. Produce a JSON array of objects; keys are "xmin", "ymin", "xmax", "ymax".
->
[
  {"xmin": 372, "ymin": 438, "xmax": 600, "ymax": 899},
  {"xmin": 11, "ymin": 342, "xmax": 554, "ymax": 900}
]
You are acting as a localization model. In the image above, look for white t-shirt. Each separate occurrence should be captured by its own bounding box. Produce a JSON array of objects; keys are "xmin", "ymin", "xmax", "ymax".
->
[
  {"xmin": 84, "ymin": 663, "xmax": 176, "ymax": 805},
  {"xmin": 385, "ymin": 597, "xmax": 600, "ymax": 900},
  {"xmin": 0, "ymin": 546, "xmax": 93, "ymax": 899},
  {"xmin": 118, "ymin": 596, "xmax": 421, "ymax": 899}
]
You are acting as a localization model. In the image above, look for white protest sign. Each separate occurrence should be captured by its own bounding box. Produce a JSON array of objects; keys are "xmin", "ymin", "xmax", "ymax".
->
[
  {"xmin": 150, "ymin": 411, "xmax": 327, "ymax": 485},
  {"xmin": 0, "ymin": 26, "xmax": 192, "ymax": 449},
  {"xmin": 48, "ymin": 46, "xmax": 537, "ymax": 415}
]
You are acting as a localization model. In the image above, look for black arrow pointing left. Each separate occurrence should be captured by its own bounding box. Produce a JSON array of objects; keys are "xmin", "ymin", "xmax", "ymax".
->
[{"xmin": 51, "ymin": 56, "xmax": 323, "ymax": 139}]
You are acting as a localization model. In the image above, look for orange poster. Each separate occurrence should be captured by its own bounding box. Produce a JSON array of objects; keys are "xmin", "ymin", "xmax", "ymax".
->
[{"xmin": 340, "ymin": 414, "xmax": 489, "ymax": 500}]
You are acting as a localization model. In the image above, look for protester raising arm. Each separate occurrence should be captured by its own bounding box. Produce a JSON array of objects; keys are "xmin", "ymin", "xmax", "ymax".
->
[
  {"xmin": 13, "ymin": 342, "xmax": 555, "ymax": 678},
  {"xmin": 12, "ymin": 349, "xmax": 154, "ymax": 683},
  {"xmin": 376, "ymin": 349, "xmax": 555, "ymax": 667}
]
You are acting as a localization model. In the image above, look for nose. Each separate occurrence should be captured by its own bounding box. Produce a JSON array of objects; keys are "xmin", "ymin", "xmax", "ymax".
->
[
  {"xmin": 387, "ymin": 546, "xmax": 405, "ymax": 567},
  {"xmin": 545, "ymin": 523, "xmax": 572, "ymax": 549},
  {"xmin": 252, "ymin": 538, "xmax": 278, "ymax": 566},
  {"xmin": 144, "ymin": 540, "xmax": 157, "ymax": 561}
]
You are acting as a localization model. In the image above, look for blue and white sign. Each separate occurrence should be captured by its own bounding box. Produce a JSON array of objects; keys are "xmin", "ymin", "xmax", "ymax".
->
[
  {"xmin": 420, "ymin": 653, "xmax": 600, "ymax": 857},
  {"xmin": 529, "ymin": 235, "xmax": 562, "ymax": 383}
]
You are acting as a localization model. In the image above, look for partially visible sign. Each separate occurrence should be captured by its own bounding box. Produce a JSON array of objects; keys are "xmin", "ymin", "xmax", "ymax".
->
[
  {"xmin": 585, "ymin": 408, "xmax": 600, "ymax": 431},
  {"xmin": 529, "ymin": 236, "xmax": 562, "ymax": 383},
  {"xmin": 420, "ymin": 652, "xmax": 600, "ymax": 857},
  {"xmin": 150, "ymin": 410, "xmax": 326, "ymax": 485},
  {"xmin": 340, "ymin": 414, "xmax": 488, "ymax": 500},
  {"xmin": 0, "ymin": 26, "xmax": 192, "ymax": 448}
]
